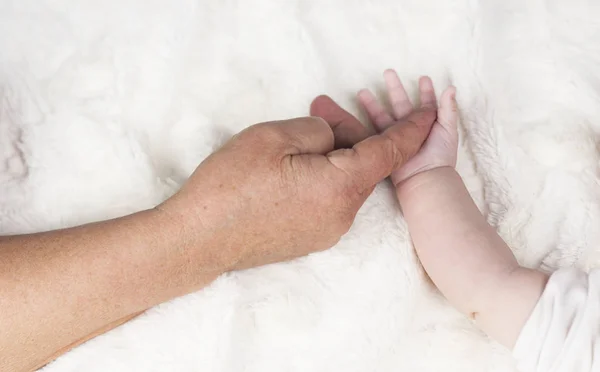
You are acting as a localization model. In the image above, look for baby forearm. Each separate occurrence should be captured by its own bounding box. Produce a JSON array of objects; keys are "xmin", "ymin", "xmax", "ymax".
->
[
  {"xmin": 398, "ymin": 167, "xmax": 520, "ymax": 307},
  {"xmin": 397, "ymin": 167, "xmax": 547, "ymax": 346}
]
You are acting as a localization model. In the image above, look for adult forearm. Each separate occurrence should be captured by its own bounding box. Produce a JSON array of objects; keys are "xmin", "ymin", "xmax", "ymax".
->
[
  {"xmin": 0, "ymin": 208, "xmax": 224, "ymax": 371},
  {"xmin": 0, "ymin": 101, "xmax": 439, "ymax": 371}
]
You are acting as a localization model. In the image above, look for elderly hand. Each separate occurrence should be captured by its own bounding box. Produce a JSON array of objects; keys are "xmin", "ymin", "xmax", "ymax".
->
[
  {"xmin": 4, "ymin": 83, "xmax": 437, "ymax": 372},
  {"xmin": 158, "ymin": 93, "xmax": 437, "ymax": 274}
]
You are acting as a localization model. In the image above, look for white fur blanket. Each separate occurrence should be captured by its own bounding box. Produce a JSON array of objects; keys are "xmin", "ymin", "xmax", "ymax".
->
[{"xmin": 2, "ymin": 1, "xmax": 600, "ymax": 371}]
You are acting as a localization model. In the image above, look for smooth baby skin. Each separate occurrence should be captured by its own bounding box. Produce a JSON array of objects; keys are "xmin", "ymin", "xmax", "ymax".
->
[{"xmin": 358, "ymin": 70, "xmax": 549, "ymax": 348}]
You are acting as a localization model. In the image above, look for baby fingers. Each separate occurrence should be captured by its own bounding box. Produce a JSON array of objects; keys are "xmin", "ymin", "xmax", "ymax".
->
[
  {"xmin": 437, "ymin": 86, "xmax": 458, "ymax": 133},
  {"xmin": 418, "ymin": 76, "xmax": 437, "ymax": 110},
  {"xmin": 357, "ymin": 88, "xmax": 394, "ymax": 131},
  {"xmin": 384, "ymin": 69, "xmax": 413, "ymax": 119},
  {"xmin": 358, "ymin": 70, "xmax": 445, "ymax": 135}
]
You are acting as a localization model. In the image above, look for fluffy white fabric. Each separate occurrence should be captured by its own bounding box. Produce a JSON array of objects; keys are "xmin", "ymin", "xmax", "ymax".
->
[{"xmin": 1, "ymin": 0, "xmax": 600, "ymax": 371}]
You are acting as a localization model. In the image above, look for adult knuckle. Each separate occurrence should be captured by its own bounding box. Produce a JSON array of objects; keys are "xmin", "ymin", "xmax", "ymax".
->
[
  {"xmin": 380, "ymin": 132, "xmax": 405, "ymax": 169},
  {"xmin": 340, "ymin": 209, "xmax": 355, "ymax": 230},
  {"xmin": 246, "ymin": 122, "xmax": 288, "ymax": 145},
  {"xmin": 305, "ymin": 116, "xmax": 335, "ymax": 139},
  {"xmin": 335, "ymin": 190, "xmax": 358, "ymax": 220},
  {"xmin": 326, "ymin": 208, "xmax": 350, "ymax": 236},
  {"xmin": 316, "ymin": 185, "xmax": 357, "ymax": 236},
  {"xmin": 305, "ymin": 115, "xmax": 329, "ymax": 128},
  {"xmin": 336, "ymin": 209, "xmax": 357, "ymax": 236},
  {"xmin": 326, "ymin": 235, "xmax": 343, "ymax": 249}
]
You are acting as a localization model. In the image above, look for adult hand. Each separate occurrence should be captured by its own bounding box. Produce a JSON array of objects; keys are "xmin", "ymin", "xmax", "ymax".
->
[
  {"xmin": 2, "ymin": 91, "xmax": 437, "ymax": 372},
  {"xmin": 159, "ymin": 94, "xmax": 437, "ymax": 274}
]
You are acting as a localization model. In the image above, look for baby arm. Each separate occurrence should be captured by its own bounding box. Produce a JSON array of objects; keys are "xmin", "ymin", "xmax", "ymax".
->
[
  {"xmin": 398, "ymin": 168, "xmax": 548, "ymax": 347},
  {"xmin": 358, "ymin": 70, "xmax": 548, "ymax": 348}
]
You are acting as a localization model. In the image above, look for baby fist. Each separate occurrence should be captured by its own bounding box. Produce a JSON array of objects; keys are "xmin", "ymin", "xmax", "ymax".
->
[{"xmin": 358, "ymin": 69, "xmax": 458, "ymax": 186}]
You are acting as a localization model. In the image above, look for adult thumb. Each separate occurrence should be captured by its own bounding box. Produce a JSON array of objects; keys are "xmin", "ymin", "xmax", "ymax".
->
[{"xmin": 327, "ymin": 109, "xmax": 436, "ymax": 192}]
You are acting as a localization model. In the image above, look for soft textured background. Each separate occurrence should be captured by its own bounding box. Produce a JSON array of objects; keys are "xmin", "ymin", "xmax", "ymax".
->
[{"xmin": 2, "ymin": 0, "xmax": 600, "ymax": 371}]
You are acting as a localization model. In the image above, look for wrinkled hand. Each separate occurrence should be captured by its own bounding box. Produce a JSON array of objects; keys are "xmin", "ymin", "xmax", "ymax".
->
[
  {"xmin": 358, "ymin": 69, "xmax": 458, "ymax": 185},
  {"xmin": 158, "ymin": 96, "xmax": 436, "ymax": 273}
]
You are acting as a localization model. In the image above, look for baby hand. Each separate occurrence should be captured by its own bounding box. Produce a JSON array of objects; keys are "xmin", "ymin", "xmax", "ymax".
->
[{"xmin": 358, "ymin": 69, "xmax": 458, "ymax": 186}]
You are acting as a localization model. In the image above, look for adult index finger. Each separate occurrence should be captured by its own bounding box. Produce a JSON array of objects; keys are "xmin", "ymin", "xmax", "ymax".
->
[
  {"xmin": 310, "ymin": 95, "xmax": 373, "ymax": 149},
  {"xmin": 326, "ymin": 108, "xmax": 436, "ymax": 193}
]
